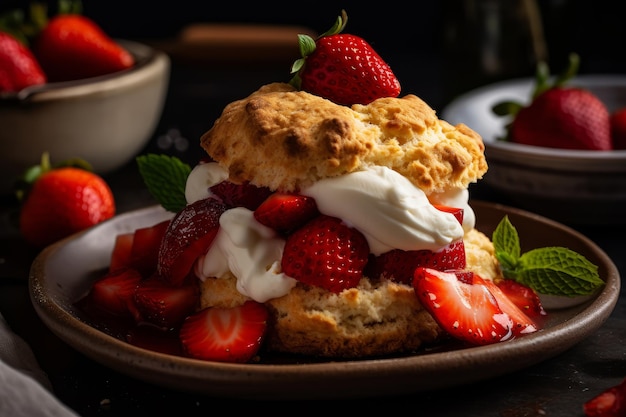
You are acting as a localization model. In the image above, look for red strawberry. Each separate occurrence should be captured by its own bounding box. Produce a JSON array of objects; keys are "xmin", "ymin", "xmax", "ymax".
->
[
  {"xmin": 610, "ymin": 107, "xmax": 626, "ymax": 150},
  {"xmin": 179, "ymin": 301, "xmax": 269, "ymax": 363},
  {"xmin": 109, "ymin": 232, "xmax": 134, "ymax": 273},
  {"xmin": 0, "ymin": 31, "xmax": 46, "ymax": 92},
  {"xmin": 584, "ymin": 378, "xmax": 626, "ymax": 417},
  {"xmin": 413, "ymin": 267, "xmax": 513, "ymax": 345},
  {"xmin": 432, "ymin": 204, "xmax": 464, "ymax": 225},
  {"xmin": 495, "ymin": 279, "xmax": 547, "ymax": 319},
  {"xmin": 253, "ymin": 192, "xmax": 319, "ymax": 235},
  {"xmin": 494, "ymin": 53, "xmax": 612, "ymax": 151},
  {"xmin": 18, "ymin": 155, "xmax": 116, "ymax": 248},
  {"xmin": 134, "ymin": 275, "xmax": 200, "ymax": 330},
  {"xmin": 129, "ymin": 220, "xmax": 170, "ymax": 277},
  {"xmin": 210, "ymin": 180, "xmax": 273, "ymax": 211},
  {"xmin": 281, "ymin": 215, "xmax": 370, "ymax": 292},
  {"xmin": 88, "ymin": 268, "xmax": 142, "ymax": 318},
  {"xmin": 364, "ymin": 239, "xmax": 466, "ymax": 284},
  {"xmin": 33, "ymin": 14, "xmax": 134, "ymax": 82},
  {"xmin": 510, "ymin": 87, "xmax": 611, "ymax": 150},
  {"xmin": 290, "ymin": 10, "xmax": 400, "ymax": 105},
  {"xmin": 474, "ymin": 275, "xmax": 538, "ymax": 337},
  {"xmin": 157, "ymin": 197, "xmax": 228, "ymax": 286}
]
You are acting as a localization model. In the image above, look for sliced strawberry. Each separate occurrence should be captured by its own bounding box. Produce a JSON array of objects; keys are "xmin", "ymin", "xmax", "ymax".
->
[
  {"xmin": 584, "ymin": 378, "xmax": 626, "ymax": 417},
  {"xmin": 179, "ymin": 301, "xmax": 269, "ymax": 363},
  {"xmin": 134, "ymin": 275, "xmax": 200, "ymax": 330},
  {"xmin": 413, "ymin": 267, "xmax": 512, "ymax": 345},
  {"xmin": 129, "ymin": 220, "xmax": 170, "ymax": 278},
  {"xmin": 495, "ymin": 279, "xmax": 547, "ymax": 319},
  {"xmin": 253, "ymin": 192, "xmax": 319, "ymax": 235},
  {"xmin": 281, "ymin": 215, "xmax": 370, "ymax": 293},
  {"xmin": 433, "ymin": 204, "xmax": 464, "ymax": 225},
  {"xmin": 109, "ymin": 232, "xmax": 134, "ymax": 273},
  {"xmin": 88, "ymin": 268, "xmax": 142, "ymax": 318},
  {"xmin": 157, "ymin": 198, "xmax": 228, "ymax": 286},
  {"xmin": 474, "ymin": 276, "xmax": 539, "ymax": 337},
  {"xmin": 210, "ymin": 180, "xmax": 272, "ymax": 211},
  {"xmin": 365, "ymin": 240, "xmax": 466, "ymax": 284}
]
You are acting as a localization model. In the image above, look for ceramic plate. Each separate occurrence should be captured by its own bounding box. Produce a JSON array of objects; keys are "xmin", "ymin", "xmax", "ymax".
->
[
  {"xmin": 441, "ymin": 74, "xmax": 626, "ymax": 169},
  {"xmin": 29, "ymin": 202, "xmax": 620, "ymax": 400}
]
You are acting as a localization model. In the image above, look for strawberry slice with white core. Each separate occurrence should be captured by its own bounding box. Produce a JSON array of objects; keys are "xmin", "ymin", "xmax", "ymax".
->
[
  {"xmin": 413, "ymin": 267, "xmax": 513, "ymax": 345},
  {"xmin": 473, "ymin": 275, "xmax": 538, "ymax": 337},
  {"xmin": 180, "ymin": 301, "xmax": 269, "ymax": 363}
]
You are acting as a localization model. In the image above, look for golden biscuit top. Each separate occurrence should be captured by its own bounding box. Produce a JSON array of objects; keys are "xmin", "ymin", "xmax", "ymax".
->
[{"xmin": 201, "ymin": 82, "xmax": 487, "ymax": 194}]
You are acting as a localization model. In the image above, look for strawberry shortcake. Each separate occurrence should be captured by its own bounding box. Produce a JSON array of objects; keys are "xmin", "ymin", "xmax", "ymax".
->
[{"xmin": 183, "ymin": 82, "xmax": 502, "ymax": 358}]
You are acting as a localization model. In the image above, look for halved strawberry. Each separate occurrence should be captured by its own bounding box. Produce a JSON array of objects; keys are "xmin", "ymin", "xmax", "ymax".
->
[
  {"xmin": 495, "ymin": 279, "xmax": 547, "ymax": 319},
  {"xmin": 179, "ymin": 301, "xmax": 269, "ymax": 363},
  {"xmin": 474, "ymin": 275, "xmax": 538, "ymax": 337},
  {"xmin": 364, "ymin": 239, "xmax": 466, "ymax": 284},
  {"xmin": 413, "ymin": 267, "xmax": 513, "ymax": 345},
  {"xmin": 210, "ymin": 180, "xmax": 273, "ymax": 211},
  {"xmin": 109, "ymin": 232, "xmax": 134, "ymax": 273},
  {"xmin": 157, "ymin": 198, "xmax": 228, "ymax": 286},
  {"xmin": 88, "ymin": 268, "xmax": 142, "ymax": 318},
  {"xmin": 281, "ymin": 215, "xmax": 370, "ymax": 293},
  {"xmin": 253, "ymin": 192, "xmax": 319, "ymax": 235},
  {"xmin": 584, "ymin": 377, "xmax": 626, "ymax": 417},
  {"xmin": 129, "ymin": 220, "xmax": 170, "ymax": 278},
  {"xmin": 134, "ymin": 275, "xmax": 200, "ymax": 330}
]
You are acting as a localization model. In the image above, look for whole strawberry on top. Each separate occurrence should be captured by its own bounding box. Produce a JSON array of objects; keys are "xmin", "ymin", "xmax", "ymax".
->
[
  {"xmin": 493, "ymin": 53, "xmax": 612, "ymax": 151},
  {"xmin": 17, "ymin": 152, "xmax": 116, "ymax": 248},
  {"xmin": 289, "ymin": 10, "xmax": 401, "ymax": 106},
  {"xmin": 31, "ymin": 0, "xmax": 134, "ymax": 82}
]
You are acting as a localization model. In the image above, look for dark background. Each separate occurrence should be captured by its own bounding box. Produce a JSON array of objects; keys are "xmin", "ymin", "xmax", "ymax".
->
[{"xmin": 3, "ymin": 0, "xmax": 626, "ymax": 110}]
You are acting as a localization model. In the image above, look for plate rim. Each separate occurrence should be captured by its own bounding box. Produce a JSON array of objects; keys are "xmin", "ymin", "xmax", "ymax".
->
[{"xmin": 28, "ymin": 201, "xmax": 621, "ymax": 400}]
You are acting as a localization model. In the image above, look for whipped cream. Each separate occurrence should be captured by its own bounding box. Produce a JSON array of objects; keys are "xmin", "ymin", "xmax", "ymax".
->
[
  {"xmin": 429, "ymin": 188, "xmax": 476, "ymax": 233},
  {"xmin": 301, "ymin": 166, "xmax": 464, "ymax": 255},
  {"xmin": 185, "ymin": 162, "xmax": 229, "ymax": 204},
  {"xmin": 190, "ymin": 162, "xmax": 470, "ymax": 302},
  {"xmin": 195, "ymin": 207, "xmax": 297, "ymax": 302}
]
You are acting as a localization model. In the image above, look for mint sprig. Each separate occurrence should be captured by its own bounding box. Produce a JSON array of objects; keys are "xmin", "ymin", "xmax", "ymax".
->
[
  {"xmin": 136, "ymin": 154, "xmax": 190, "ymax": 213},
  {"xmin": 492, "ymin": 216, "xmax": 604, "ymax": 297}
]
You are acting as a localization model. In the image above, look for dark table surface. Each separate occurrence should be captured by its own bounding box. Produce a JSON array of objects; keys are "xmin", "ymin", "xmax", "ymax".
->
[{"xmin": 2, "ymin": 53, "xmax": 626, "ymax": 417}]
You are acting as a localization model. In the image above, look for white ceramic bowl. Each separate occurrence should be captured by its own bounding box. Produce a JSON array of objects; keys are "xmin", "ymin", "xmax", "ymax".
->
[
  {"xmin": 0, "ymin": 39, "xmax": 170, "ymax": 194},
  {"xmin": 442, "ymin": 75, "xmax": 626, "ymax": 225}
]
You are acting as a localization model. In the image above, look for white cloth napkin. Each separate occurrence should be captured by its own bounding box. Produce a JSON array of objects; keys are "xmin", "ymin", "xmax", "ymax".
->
[{"xmin": 0, "ymin": 313, "xmax": 79, "ymax": 417}]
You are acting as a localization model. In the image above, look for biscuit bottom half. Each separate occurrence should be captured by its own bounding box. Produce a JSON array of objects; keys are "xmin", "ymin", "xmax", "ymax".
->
[{"xmin": 199, "ymin": 228, "xmax": 501, "ymax": 359}]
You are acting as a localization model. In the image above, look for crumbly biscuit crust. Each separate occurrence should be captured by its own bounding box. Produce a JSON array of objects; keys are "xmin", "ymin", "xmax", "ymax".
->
[{"xmin": 201, "ymin": 83, "xmax": 487, "ymax": 194}]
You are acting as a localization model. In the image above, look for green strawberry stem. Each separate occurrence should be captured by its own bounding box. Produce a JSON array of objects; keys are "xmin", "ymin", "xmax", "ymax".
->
[{"xmin": 15, "ymin": 152, "xmax": 93, "ymax": 202}]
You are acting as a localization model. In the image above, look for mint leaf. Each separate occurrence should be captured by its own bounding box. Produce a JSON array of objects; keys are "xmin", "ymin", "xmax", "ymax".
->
[
  {"xmin": 136, "ymin": 154, "xmax": 190, "ymax": 213},
  {"xmin": 492, "ymin": 215, "xmax": 520, "ymax": 267},
  {"xmin": 492, "ymin": 216, "xmax": 604, "ymax": 297}
]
